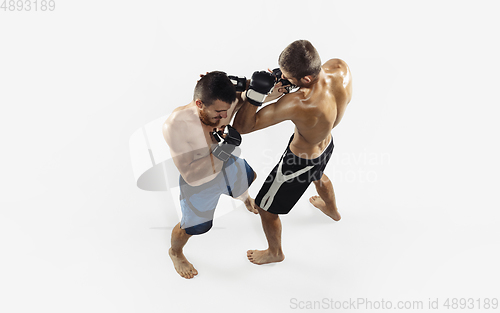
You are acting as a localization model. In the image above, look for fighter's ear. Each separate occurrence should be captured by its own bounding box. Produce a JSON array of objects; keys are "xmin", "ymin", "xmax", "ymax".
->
[
  {"xmin": 195, "ymin": 99, "xmax": 203, "ymax": 108},
  {"xmin": 301, "ymin": 75, "xmax": 313, "ymax": 84}
]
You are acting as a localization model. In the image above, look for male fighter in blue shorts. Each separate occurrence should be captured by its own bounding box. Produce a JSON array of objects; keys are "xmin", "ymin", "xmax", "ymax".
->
[
  {"xmin": 234, "ymin": 40, "xmax": 353, "ymax": 265},
  {"xmin": 163, "ymin": 71, "xmax": 257, "ymax": 278}
]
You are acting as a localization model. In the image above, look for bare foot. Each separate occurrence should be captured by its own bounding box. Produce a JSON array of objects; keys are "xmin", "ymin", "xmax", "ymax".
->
[
  {"xmin": 244, "ymin": 197, "xmax": 258, "ymax": 214},
  {"xmin": 309, "ymin": 195, "xmax": 341, "ymax": 221},
  {"xmin": 169, "ymin": 248, "xmax": 198, "ymax": 279},
  {"xmin": 247, "ymin": 249, "xmax": 284, "ymax": 265}
]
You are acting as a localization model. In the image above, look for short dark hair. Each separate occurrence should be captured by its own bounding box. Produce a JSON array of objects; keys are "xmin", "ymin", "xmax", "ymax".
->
[
  {"xmin": 193, "ymin": 71, "xmax": 236, "ymax": 106},
  {"xmin": 278, "ymin": 40, "xmax": 321, "ymax": 79}
]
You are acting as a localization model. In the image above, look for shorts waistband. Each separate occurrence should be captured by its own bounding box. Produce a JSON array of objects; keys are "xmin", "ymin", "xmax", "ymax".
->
[{"xmin": 286, "ymin": 134, "xmax": 334, "ymax": 165}]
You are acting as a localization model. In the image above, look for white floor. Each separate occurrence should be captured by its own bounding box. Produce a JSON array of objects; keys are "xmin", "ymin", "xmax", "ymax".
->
[{"xmin": 1, "ymin": 1, "xmax": 499, "ymax": 312}]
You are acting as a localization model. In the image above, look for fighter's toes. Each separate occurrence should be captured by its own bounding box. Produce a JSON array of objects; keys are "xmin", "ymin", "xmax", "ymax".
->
[
  {"xmin": 246, "ymin": 249, "xmax": 284, "ymax": 265},
  {"xmin": 247, "ymin": 250, "xmax": 257, "ymax": 263},
  {"xmin": 183, "ymin": 268, "xmax": 198, "ymax": 279},
  {"xmin": 309, "ymin": 195, "xmax": 324, "ymax": 207}
]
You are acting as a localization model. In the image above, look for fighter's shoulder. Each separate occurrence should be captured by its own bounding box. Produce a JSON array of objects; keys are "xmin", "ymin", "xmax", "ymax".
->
[
  {"xmin": 165, "ymin": 104, "xmax": 194, "ymax": 124},
  {"xmin": 323, "ymin": 58, "xmax": 349, "ymax": 73},
  {"xmin": 273, "ymin": 91, "xmax": 305, "ymax": 114},
  {"xmin": 163, "ymin": 105, "xmax": 193, "ymax": 141},
  {"xmin": 272, "ymin": 90, "xmax": 312, "ymax": 121}
]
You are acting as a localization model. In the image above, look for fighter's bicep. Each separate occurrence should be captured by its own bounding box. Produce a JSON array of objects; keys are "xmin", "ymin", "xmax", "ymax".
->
[{"xmin": 163, "ymin": 121, "xmax": 195, "ymax": 173}]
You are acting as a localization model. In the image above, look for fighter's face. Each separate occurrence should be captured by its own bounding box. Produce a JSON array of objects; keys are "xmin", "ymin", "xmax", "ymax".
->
[
  {"xmin": 198, "ymin": 99, "xmax": 231, "ymax": 127},
  {"xmin": 280, "ymin": 69, "xmax": 301, "ymax": 87}
]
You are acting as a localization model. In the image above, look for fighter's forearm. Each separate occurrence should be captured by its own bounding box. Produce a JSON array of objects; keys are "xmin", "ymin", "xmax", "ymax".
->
[
  {"xmin": 262, "ymin": 92, "xmax": 283, "ymax": 104},
  {"xmin": 232, "ymin": 100, "xmax": 258, "ymax": 134}
]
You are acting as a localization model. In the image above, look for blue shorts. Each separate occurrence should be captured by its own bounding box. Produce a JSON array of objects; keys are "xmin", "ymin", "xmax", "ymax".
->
[{"xmin": 179, "ymin": 156, "xmax": 254, "ymax": 235}]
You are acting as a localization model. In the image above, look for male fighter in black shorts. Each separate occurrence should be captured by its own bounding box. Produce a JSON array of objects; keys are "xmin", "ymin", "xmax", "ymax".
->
[{"xmin": 233, "ymin": 40, "xmax": 353, "ymax": 265}]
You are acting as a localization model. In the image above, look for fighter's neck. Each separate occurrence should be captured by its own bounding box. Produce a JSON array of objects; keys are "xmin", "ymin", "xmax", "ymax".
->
[{"xmin": 300, "ymin": 69, "xmax": 326, "ymax": 98}]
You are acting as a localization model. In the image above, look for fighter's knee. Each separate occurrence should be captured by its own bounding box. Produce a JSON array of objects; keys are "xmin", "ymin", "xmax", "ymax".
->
[
  {"xmin": 183, "ymin": 220, "xmax": 213, "ymax": 235},
  {"xmin": 257, "ymin": 206, "xmax": 278, "ymax": 219},
  {"xmin": 314, "ymin": 173, "xmax": 329, "ymax": 185},
  {"xmin": 313, "ymin": 176, "xmax": 323, "ymax": 186},
  {"xmin": 322, "ymin": 173, "xmax": 331, "ymax": 182},
  {"xmin": 253, "ymin": 171, "xmax": 257, "ymax": 182}
]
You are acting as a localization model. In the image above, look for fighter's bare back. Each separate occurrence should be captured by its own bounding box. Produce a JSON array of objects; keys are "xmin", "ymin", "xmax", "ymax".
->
[{"xmin": 278, "ymin": 58, "xmax": 352, "ymax": 159}]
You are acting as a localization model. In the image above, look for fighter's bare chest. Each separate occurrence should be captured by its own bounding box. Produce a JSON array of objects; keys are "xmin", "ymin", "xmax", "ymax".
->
[{"xmin": 188, "ymin": 125, "xmax": 218, "ymax": 160}]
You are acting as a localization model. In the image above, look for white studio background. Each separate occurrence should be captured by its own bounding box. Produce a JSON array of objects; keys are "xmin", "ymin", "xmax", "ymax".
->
[{"xmin": 1, "ymin": 1, "xmax": 499, "ymax": 312}]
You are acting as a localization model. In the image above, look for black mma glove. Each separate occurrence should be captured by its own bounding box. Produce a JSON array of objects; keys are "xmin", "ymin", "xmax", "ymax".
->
[
  {"xmin": 271, "ymin": 68, "xmax": 295, "ymax": 94},
  {"xmin": 227, "ymin": 75, "xmax": 247, "ymax": 92},
  {"xmin": 246, "ymin": 71, "xmax": 276, "ymax": 106},
  {"xmin": 211, "ymin": 125, "xmax": 242, "ymax": 162}
]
